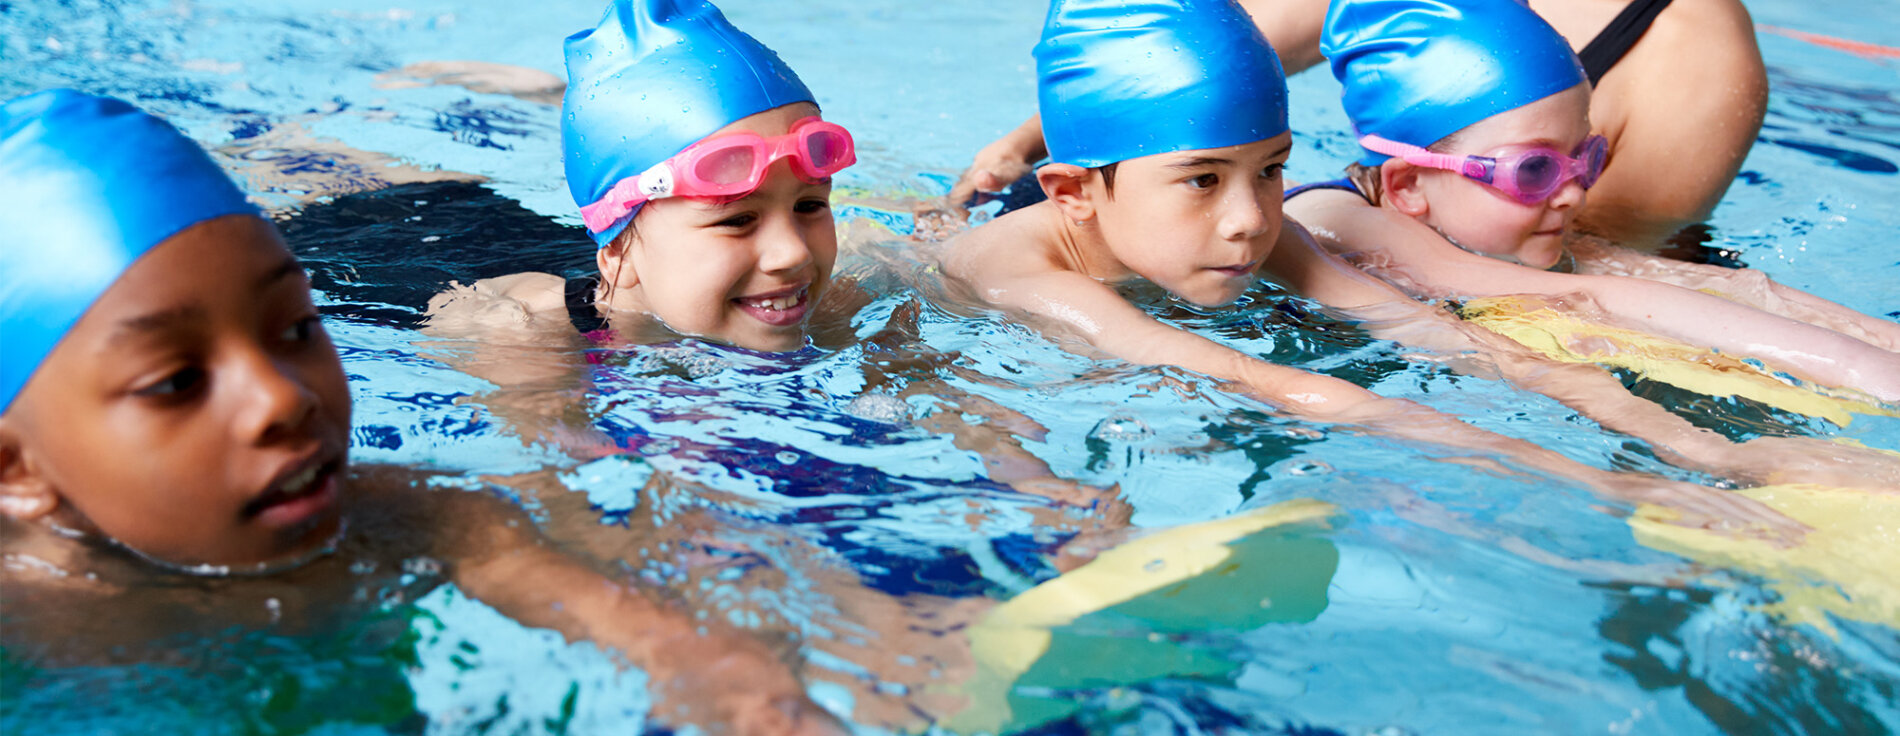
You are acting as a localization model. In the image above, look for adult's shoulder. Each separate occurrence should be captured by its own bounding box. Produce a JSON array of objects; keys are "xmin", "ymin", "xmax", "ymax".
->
[{"xmin": 1631, "ymin": 0, "xmax": 1764, "ymax": 73}]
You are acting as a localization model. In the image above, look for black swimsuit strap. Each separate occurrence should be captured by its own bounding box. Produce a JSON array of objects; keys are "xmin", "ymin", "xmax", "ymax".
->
[
  {"xmin": 1284, "ymin": 177, "xmax": 1374, "ymax": 206},
  {"xmin": 564, "ymin": 275, "xmax": 609, "ymax": 337},
  {"xmin": 1577, "ymin": 0, "xmax": 1675, "ymax": 86}
]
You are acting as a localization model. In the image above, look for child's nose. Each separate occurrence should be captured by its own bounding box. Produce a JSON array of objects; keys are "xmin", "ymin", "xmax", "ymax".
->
[
  {"xmin": 1550, "ymin": 176, "xmax": 1587, "ymax": 211},
  {"xmin": 1219, "ymin": 192, "xmax": 1272, "ymax": 241},
  {"xmin": 756, "ymin": 220, "xmax": 815, "ymax": 274},
  {"xmin": 233, "ymin": 349, "xmax": 319, "ymax": 446}
]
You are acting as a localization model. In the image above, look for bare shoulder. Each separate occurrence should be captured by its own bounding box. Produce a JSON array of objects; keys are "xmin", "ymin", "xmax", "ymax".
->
[
  {"xmin": 1623, "ymin": 0, "xmax": 1763, "ymax": 80},
  {"xmin": 423, "ymin": 271, "xmax": 570, "ymax": 336},
  {"xmin": 939, "ymin": 203, "xmax": 1063, "ymax": 286},
  {"xmin": 1655, "ymin": 0, "xmax": 1757, "ymax": 36},
  {"xmin": 1282, "ymin": 187, "xmax": 1371, "ymax": 230}
]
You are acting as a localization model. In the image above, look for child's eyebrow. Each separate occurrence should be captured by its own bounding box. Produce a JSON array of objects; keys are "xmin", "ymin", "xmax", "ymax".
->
[
  {"xmin": 109, "ymin": 258, "xmax": 302, "ymax": 342},
  {"xmin": 1166, "ymin": 156, "xmax": 1233, "ymax": 171},
  {"xmin": 257, "ymin": 257, "xmax": 305, "ymax": 290},
  {"xmin": 113, "ymin": 305, "xmax": 207, "ymax": 341}
]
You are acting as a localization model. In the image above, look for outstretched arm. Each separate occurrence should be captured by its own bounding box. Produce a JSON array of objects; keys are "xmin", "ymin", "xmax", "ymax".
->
[
  {"xmin": 1300, "ymin": 200, "xmax": 1900, "ymax": 402},
  {"xmin": 428, "ymin": 485, "xmax": 845, "ymax": 736},
  {"xmin": 1269, "ymin": 220, "xmax": 1900, "ymax": 489},
  {"xmin": 969, "ymin": 261, "xmax": 1799, "ymax": 534},
  {"xmin": 1569, "ymin": 238, "xmax": 1900, "ymax": 352}
]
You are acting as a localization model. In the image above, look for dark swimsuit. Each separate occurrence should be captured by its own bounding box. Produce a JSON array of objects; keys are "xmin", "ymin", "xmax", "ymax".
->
[
  {"xmin": 564, "ymin": 275, "xmax": 611, "ymax": 338},
  {"xmin": 1577, "ymin": 0, "xmax": 1674, "ymax": 86}
]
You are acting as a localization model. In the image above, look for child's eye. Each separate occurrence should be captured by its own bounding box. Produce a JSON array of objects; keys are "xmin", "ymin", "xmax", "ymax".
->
[
  {"xmin": 280, "ymin": 315, "xmax": 323, "ymax": 344},
  {"xmin": 1187, "ymin": 173, "xmax": 1219, "ymax": 189},
  {"xmin": 794, "ymin": 198, "xmax": 831, "ymax": 215},
  {"xmin": 1260, "ymin": 164, "xmax": 1285, "ymax": 180},
  {"xmin": 134, "ymin": 366, "xmax": 207, "ymax": 400},
  {"xmin": 713, "ymin": 213, "xmax": 758, "ymax": 229}
]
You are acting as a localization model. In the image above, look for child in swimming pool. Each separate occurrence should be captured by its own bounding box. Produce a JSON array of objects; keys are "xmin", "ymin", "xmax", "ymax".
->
[
  {"xmin": 938, "ymin": 0, "xmax": 1833, "ymax": 507},
  {"xmin": 0, "ymin": 89, "xmax": 841, "ymax": 736},
  {"xmin": 950, "ymin": 0, "xmax": 1772, "ymax": 253},
  {"xmin": 1284, "ymin": 0, "xmax": 1900, "ymax": 406},
  {"xmin": 427, "ymin": 0, "xmax": 859, "ymax": 354}
]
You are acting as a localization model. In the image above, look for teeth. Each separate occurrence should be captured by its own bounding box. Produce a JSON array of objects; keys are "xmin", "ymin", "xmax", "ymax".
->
[
  {"xmin": 282, "ymin": 466, "xmax": 318, "ymax": 494},
  {"xmin": 745, "ymin": 293, "xmax": 802, "ymax": 311}
]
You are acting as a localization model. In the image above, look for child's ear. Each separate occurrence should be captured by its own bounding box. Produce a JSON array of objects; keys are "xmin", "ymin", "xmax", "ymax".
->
[
  {"xmin": 0, "ymin": 425, "xmax": 57, "ymax": 521},
  {"xmin": 1380, "ymin": 160, "xmax": 1430, "ymax": 217},
  {"xmin": 596, "ymin": 233, "xmax": 642, "ymax": 291},
  {"xmin": 1037, "ymin": 164, "xmax": 1098, "ymax": 223}
]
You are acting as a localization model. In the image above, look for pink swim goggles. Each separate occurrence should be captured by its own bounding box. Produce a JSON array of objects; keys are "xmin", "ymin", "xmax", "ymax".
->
[
  {"xmin": 1359, "ymin": 133, "xmax": 1608, "ymax": 205},
  {"xmin": 580, "ymin": 117, "xmax": 857, "ymax": 233}
]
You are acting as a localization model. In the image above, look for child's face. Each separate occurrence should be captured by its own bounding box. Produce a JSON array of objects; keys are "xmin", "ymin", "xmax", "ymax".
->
[
  {"xmin": 602, "ymin": 103, "xmax": 839, "ymax": 352},
  {"xmin": 1407, "ymin": 84, "xmax": 1592, "ymax": 269},
  {"xmin": 1090, "ymin": 133, "xmax": 1293, "ymax": 307},
  {"xmin": 0, "ymin": 215, "xmax": 352, "ymax": 568}
]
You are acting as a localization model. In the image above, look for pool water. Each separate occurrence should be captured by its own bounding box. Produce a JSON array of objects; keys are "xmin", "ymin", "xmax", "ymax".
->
[{"xmin": 3, "ymin": 1, "xmax": 1898, "ymax": 734}]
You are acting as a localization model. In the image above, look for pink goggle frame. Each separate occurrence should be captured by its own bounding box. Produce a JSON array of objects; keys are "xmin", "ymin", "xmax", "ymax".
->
[
  {"xmin": 1359, "ymin": 133, "xmax": 1608, "ymax": 205},
  {"xmin": 581, "ymin": 117, "xmax": 857, "ymax": 233}
]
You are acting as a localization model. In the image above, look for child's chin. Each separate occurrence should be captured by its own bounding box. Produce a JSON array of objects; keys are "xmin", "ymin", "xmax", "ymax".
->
[{"xmin": 1519, "ymin": 237, "xmax": 1566, "ymax": 269}]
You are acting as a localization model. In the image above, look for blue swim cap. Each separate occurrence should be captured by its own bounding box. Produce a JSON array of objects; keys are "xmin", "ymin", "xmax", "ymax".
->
[
  {"xmin": 1324, "ymin": 0, "xmax": 1586, "ymax": 165},
  {"xmin": 1036, "ymin": 0, "xmax": 1290, "ymax": 169},
  {"xmin": 0, "ymin": 89, "xmax": 257, "ymax": 413},
  {"xmin": 563, "ymin": 0, "xmax": 815, "ymax": 246}
]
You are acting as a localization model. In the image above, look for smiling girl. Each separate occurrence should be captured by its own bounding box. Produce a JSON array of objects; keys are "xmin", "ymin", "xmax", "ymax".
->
[
  {"xmin": 1284, "ymin": 0, "xmax": 1900, "ymax": 409},
  {"xmin": 428, "ymin": 0, "xmax": 858, "ymax": 354}
]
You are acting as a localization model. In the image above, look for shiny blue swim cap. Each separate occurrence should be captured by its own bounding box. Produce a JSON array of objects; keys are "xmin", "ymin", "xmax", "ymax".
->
[
  {"xmin": 563, "ymin": 0, "xmax": 815, "ymax": 246},
  {"xmin": 0, "ymin": 89, "xmax": 258, "ymax": 413},
  {"xmin": 1036, "ymin": 0, "xmax": 1290, "ymax": 169},
  {"xmin": 1324, "ymin": 0, "xmax": 1586, "ymax": 165}
]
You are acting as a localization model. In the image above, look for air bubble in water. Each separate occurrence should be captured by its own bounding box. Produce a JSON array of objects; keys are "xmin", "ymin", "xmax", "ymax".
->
[{"xmin": 1090, "ymin": 415, "xmax": 1154, "ymax": 442}]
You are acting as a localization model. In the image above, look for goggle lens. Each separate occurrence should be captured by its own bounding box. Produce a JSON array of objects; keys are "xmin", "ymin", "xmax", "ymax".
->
[
  {"xmin": 1515, "ymin": 153, "xmax": 1561, "ymax": 197},
  {"xmin": 1578, "ymin": 136, "xmax": 1608, "ymax": 188},
  {"xmin": 694, "ymin": 145, "xmax": 758, "ymax": 189},
  {"xmin": 805, "ymin": 131, "xmax": 847, "ymax": 171}
]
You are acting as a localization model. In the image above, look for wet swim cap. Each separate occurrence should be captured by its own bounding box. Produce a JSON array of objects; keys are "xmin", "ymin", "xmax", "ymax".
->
[
  {"xmin": 563, "ymin": 0, "xmax": 815, "ymax": 246},
  {"xmin": 1324, "ymin": 0, "xmax": 1586, "ymax": 165},
  {"xmin": 0, "ymin": 89, "xmax": 257, "ymax": 412},
  {"xmin": 1036, "ymin": 0, "xmax": 1289, "ymax": 169}
]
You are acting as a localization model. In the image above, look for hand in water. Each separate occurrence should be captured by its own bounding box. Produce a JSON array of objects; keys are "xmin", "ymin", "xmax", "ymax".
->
[
  {"xmin": 1721, "ymin": 435, "xmax": 1900, "ymax": 490},
  {"xmin": 647, "ymin": 630, "xmax": 846, "ymax": 736},
  {"xmin": 1596, "ymin": 473, "xmax": 1809, "ymax": 548}
]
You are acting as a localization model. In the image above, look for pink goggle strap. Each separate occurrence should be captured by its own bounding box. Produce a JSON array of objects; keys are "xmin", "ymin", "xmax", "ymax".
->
[
  {"xmin": 1358, "ymin": 134, "xmax": 1494, "ymax": 181},
  {"xmin": 581, "ymin": 170, "xmax": 662, "ymax": 233}
]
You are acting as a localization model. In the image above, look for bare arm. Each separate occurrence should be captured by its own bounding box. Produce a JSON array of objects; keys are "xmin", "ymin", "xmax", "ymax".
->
[
  {"xmin": 1571, "ymin": 0, "xmax": 1768, "ymax": 246},
  {"xmin": 1569, "ymin": 238, "xmax": 1900, "ymax": 351},
  {"xmin": 1269, "ymin": 219, "xmax": 1900, "ymax": 488},
  {"xmin": 421, "ymin": 274, "xmax": 615, "ymax": 451},
  {"xmin": 1298, "ymin": 197, "xmax": 1900, "ymax": 402},
  {"xmin": 942, "ymin": 115, "xmax": 1049, "ymax": 211},
  {"xmin": 967, "ymin": 255, "xmax": 1802, "ymax": 532},
  {"xmin": 432, "ymin": 487, "xmax": 845, "ymax": 736}
]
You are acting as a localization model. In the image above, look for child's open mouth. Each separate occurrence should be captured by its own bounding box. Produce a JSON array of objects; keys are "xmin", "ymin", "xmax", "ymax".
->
[
  {"xmin": 1209, "ymin": 260, "xmax": 1261, "ymax": 279},
  {"xmin": 247, "ymin": 456, "xmax": 342, "ymax": 529},
  {"xmin": 734, "ymin": 286, "xmax": 811, "ymax": 327}
]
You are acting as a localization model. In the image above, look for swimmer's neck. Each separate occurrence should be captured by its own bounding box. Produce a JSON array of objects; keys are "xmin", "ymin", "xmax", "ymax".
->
[
  {"xmin": 1036, "ymin": 201, "xmax": 1138, "ymax": 283},
  {"xmin": 2, "ymin": 515, "xmax": 153, "ymax": 591}
]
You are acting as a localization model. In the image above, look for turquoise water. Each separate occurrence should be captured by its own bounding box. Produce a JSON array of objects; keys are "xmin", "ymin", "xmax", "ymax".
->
[{"xmin": 3, "ymin": 1, "xmax": 1898, "ymax": 734}]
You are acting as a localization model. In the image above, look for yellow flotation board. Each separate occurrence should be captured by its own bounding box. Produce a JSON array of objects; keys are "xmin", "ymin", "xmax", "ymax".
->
[
  {"xmin": 1457, "ymin": 295, "xmax": 1900, "ymax": 427},
  {"xmin": 1631, "ymin": 484, "xmax": 1900, "ymax": 637},
  {"xmin": 946, "ymin": 498, "xmax": 1341, "ymax": 734}
]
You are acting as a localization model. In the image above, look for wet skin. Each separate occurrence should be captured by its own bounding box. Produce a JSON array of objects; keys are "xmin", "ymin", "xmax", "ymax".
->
[
  {"xmin": 0, "ymin": 214, "xmax": 351, "ymax": 569},
  {"xmin": 597, "ymin": 102, "xmax": 840, "ymax": 352}
]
